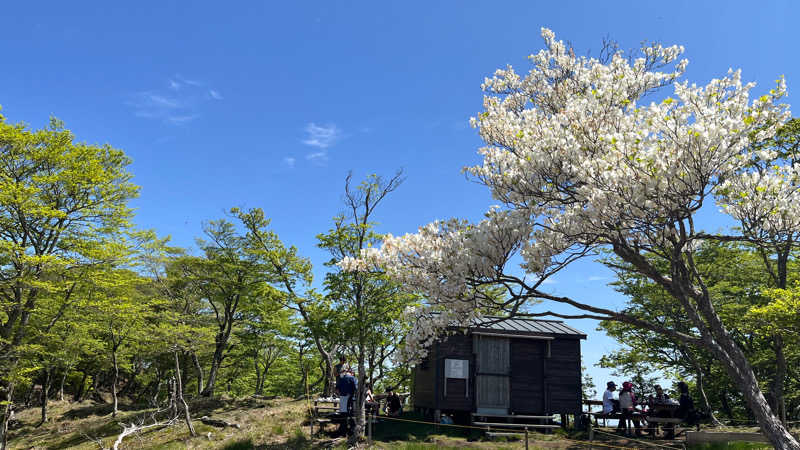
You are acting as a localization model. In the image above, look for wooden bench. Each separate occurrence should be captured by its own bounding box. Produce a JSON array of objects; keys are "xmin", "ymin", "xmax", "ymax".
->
[
  {"xmin": 471, "ymin": 413, "xmax": 553, "ymax": 420},
  {"xmin": 646, "ymin": 416, "xmax": 682, "ymax": 424},
  {"xmin": 473, "ymin": 421, "xmax": 561, "ymax": 429},
  {"xmin": 486, "ymin": 432, "xmax": 526, "ymax": 438}
]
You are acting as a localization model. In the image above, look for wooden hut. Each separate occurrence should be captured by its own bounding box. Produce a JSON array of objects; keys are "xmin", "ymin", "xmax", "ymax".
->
[{"xmin": 412, "ymin": 316, "xmax": 586, "ymax": 422}]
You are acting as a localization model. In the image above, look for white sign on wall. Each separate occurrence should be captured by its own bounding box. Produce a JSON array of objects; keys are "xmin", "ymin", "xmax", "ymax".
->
[{"xmin": 444, "ymin": 359, "xmax": 469, "ymax": 379}]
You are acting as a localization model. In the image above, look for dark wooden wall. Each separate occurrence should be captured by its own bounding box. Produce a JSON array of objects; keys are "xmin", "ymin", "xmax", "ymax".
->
[
  {"xmin": 413, "ymin": 332, "xmax": 583, "ymax": 415},
  {"xmin": 412, "ymin": 344, "xmax": 437, "ymax": 409},
  {"xmin": 510, "ymin": 339, "xmax": 545, "ymax": 414},
  {"xmin": 546, "ymin": 338, "xmax": 582, "ymax": 414},
  {"xmin": 435, "ymin": 334, "xmax": 473, "ymax": 411}
]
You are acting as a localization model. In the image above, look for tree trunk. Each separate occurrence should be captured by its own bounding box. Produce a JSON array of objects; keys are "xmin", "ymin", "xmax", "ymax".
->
[
  {"xmin": 0, "ymin": 382, "xmax": 14, "ymax": 450},
  {"xmin": 201, "ymin": 330, "xmax": 230, "ymax": 397},
  {"xmin": 174, "ymin": 352, "xmax": 196, "ymax": 436},
  {"xmin": 706, "ymin": 331, "xmax": 798, "ymax": 449},
  {"xmin": 111, "ymin": 350, "xmax": 119, "ymax": 417},
  {"xmin": 771, "ymin": 334, "xmax": 788, "ymax": 424},
  {"xmin": 191, "ymin": 351, "xmax": 204, "ymax": 397},
  {"xmin": 40, "ymin": 368, "xmax": 51, "ymax": 425},
  {"xmin": 74, "ymin": 371, "xmax": 88, "ymax": 402},
  {"xmin": 696, "ymin": 368, "xmax": 722, "ymax": 426},
  {"xmin": 58, "ymin": 369, "xmax": 68, "ymax": 402},
  {"xmin": 720, "ymin": 389, "xmax": 734, "ymax": 420},
  {"xmin": 168, "ymin": 377, "xmax": 177, "ymax": 419},
  {"xmin": 254, "ymin": 359, "xmax": 263, "ymax": 396},
  {"xmin": 624, "ymin": 247, "xmax": 800, "ymax": 449},
  {"xmin": 349, "ymin": 356, "xmax": 367, "ymax": 447}
]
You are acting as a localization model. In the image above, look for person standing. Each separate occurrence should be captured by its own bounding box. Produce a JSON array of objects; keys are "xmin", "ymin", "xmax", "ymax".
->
[
  {"xmin": 617, "ymin": 381, "xmax": 642, "ymax": 436},
  {"xmin": 334, "ymin": 356, "xmax": 348, "ymax": 380},
  {"xmin": 602, "ymin": 381, "xmax": 618, "ymax": 414},
  {"xmin": 336, "ymin": 370, "xmax": 357, "ymax": 414}
]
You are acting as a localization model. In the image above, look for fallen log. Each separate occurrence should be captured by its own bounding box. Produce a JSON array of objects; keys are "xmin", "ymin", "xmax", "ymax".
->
[{"xmin": 200, "ymin": 416, "xmax": 241, "ymax": 429}]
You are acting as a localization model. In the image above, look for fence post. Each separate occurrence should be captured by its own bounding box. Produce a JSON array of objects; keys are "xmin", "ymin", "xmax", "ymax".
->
[
  {"xmin": 368, "ymin": 411, "xmax": 372, "ymax": 447},
  {"xmin": 588, "ymin": 415, "xmax": 594, "ymax": 449},
  {"xmin": 525, "ymin": 426, "xmax": 529, "ymax": 450},
  {"xmin": 308, "ymin": 410, "xmax": 316, "ymax": 442}
]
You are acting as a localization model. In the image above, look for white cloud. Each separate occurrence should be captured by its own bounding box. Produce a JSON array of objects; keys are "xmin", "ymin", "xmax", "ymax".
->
[
  {"xmin": 302, "ymin": 123, "xmax": 341, "ymax": 149},
  {"xmin": 128, "ymin": 75, "xmax": 222, "ymax": 125},
  {"xmin": 587, "ymin": 276, "xmax": 607, "ymax": 281},
  {"xmin": 283, "ymin": 157, "xmax": 296, "ymax": 168},
  {"xmin": 305, "ymin": 151, "xmax": 329, "ymax": 164},
  {"xmin": 541, "ymin": 278, "xmax": 558, "ymax": 285}
]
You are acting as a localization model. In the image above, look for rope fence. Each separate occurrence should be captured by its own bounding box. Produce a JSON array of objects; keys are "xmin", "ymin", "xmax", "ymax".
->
[{"xmin": 308, "ymin": 408, "xmax": 687, "ymax": 450}]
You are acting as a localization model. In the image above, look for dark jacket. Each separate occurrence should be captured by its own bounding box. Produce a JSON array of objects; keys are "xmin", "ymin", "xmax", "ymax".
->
[
  {"xmin": 336, "ymin": 374, "xmax": 357, "ymax": 396},
  {"xmin": 386, "ymin": 393, "xmax": 402, "ymax": 412}
]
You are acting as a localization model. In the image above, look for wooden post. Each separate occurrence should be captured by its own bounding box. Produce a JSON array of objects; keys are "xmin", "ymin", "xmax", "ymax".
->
[
  {"xmin": 525, "ymin": 426, "xmax": 529, "ymax": 450},
  {"xmin": 588, "ymin": 415, "xmax": 594, "ymax": 448},
  {"xmin": 368, "ymin": 411, "xmax": 372, "ymax": 446},
  {"xmin": 309, "ymin": 403, "xmax": 314, "ymax": 441}
]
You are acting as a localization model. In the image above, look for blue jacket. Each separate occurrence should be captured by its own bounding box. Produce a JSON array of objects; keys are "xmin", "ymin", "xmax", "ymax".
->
[{"xmin": 337, "ymin": 374, "xmax": 357, "ymax": 396}]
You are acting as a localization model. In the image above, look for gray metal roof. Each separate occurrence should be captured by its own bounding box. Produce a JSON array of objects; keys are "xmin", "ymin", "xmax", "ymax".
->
[{"xmin": 464, "ymin": 316, "xmax": 587, "ymax": 339}]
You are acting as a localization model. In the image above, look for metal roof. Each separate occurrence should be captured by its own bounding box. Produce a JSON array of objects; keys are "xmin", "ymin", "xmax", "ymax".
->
[{"xmin": 463, "ymin": 316, "xmax": 587, "ymax": 339}]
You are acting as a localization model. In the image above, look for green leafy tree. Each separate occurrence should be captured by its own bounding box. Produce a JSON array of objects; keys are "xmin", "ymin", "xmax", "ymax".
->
[
  {"xmin": 174, "ymin": 219, "xmax": 280, "ymax": 397},
  {"xmin": 0, "ymin": 113, "xmax": 138, "ymax": 448},
  {"xmin": 316, "ymin": 171, "xmax": 417, "ymax": 443}
]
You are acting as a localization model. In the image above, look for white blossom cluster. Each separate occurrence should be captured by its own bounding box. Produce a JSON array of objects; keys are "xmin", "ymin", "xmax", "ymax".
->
[{"xmin": 340, "ymin": 28, "xmax": 791, "ymax": 363}]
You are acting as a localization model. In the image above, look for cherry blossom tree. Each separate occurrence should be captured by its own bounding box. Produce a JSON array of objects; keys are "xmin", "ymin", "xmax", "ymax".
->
[{"xmin": 342, "ymin": 29, "xmax": 799, "ymax": 449}]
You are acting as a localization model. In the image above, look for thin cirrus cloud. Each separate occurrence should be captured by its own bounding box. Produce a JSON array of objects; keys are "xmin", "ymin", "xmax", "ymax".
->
[
  {"xmin": 290, "ymin": 122, "xmax": 342, "ymax": 167},
  {"xmin": 127, "ymin": 75, "xmax": 222, "ymax": 125},
  {"xmin": 587, "ymin": 275, "xmax": 608, "ymax": 281},
  {"xmin": 302, "ymin": 123, "xmax": 341, "ymax": 149}
]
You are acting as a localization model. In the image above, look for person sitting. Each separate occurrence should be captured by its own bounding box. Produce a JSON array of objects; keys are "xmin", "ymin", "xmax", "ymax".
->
[
  {"xmin": 675, "ymin": 381, "xmax": 700, "ymax": 426},
  {"xmin": 602, "ymin": 381, "xmax": 620, "ymax": 415},
  {"xmin": 647, "ymin": 384, "xmax": 675, "ymax": 436},
  {"xmin": 365, "ymin": 382, "xmax": 379, "ymax": 416},
  {"xmin": 385, "ymin": 387, "xmax": 403, "ymax": 417},
  {"xmin": 616, "ymin": 381, "xmax": 642, "ymax": 436}
]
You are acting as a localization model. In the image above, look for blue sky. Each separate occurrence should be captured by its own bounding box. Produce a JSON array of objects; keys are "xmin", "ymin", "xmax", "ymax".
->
[{"xmin": 2, "ymin": 1, "xmax": 798, "ymax": 395}]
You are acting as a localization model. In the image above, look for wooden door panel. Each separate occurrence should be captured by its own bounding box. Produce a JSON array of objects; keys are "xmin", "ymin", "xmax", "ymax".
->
[{"xmin": 476, "ymin": 336, "xmax": 510, "ymax": 412}]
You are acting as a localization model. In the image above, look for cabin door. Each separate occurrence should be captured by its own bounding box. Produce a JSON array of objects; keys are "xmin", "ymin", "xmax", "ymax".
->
[{"xmin": 475, "ymin": 336, "xmax": 510, "ymax": 415}]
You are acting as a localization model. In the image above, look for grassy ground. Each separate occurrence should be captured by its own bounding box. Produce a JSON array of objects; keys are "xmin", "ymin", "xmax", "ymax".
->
[
  {"xmin": 7, "ymin": 399, "xmax": 792, "ymax": 449},
  {"xmin": 8, "ymin": 397, "xmax": 314, "ymax": 449},
  {"xmin": 7, "ymin": 398, "xmax": 597, "ymax": 449}
]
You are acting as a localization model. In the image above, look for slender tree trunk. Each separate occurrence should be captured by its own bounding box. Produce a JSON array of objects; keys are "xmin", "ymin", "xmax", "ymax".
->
[
  {"xmin": 88, "ymin": 371, "xmax": 102, "ymax": 403},
  {"xmin": 111, "ymin": 350, "xmax": 119, "ymax": 417},
  {"xmin": 720, "ymin": 389, "xmax": 734, "ymax": 420},
  {"xmin": 350, "ymin": 351, "xmax": 367, "ymax": 446},
  {"xmin": 40, "ymin": 368, "xmax": 51, "ymax": 425},
  {"xmin": 74, "ymin": 371, "xmax": 88, "ymax": 402},
  {"xmin": 24, "ymin": 384, "xmax": 34, "ymax": 408},
  {"xmin": 58, "ymin": 369, "xmax": 68, "ymax": 402},
  {"xmin": 772, "ymin": 334, "xmax": 788, "ymax": 424},
  {"xmin": 174, "ymin": 352, "xmax": 196, "ymax": 436},
  {"xmin": 254, "ymin": 359, "xmax": 263, "ymax": 396},
  {"xmin": 0, "ymin": 382, "xmax": 14, "ymax": 450},
  {"xmin": 191, "ymin": 351, "xmax": 203, "ymax": 397},
  {"xmin": 168, "ymin": 377, "xmax": 177, "ymax": 418},
  {"xmin": 696, "ymin": 368, "xmax": 722, "ymax": 426},
  {"xmin": 202, "ymin": 329, "xmax": 230, "ymax": 397}
]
